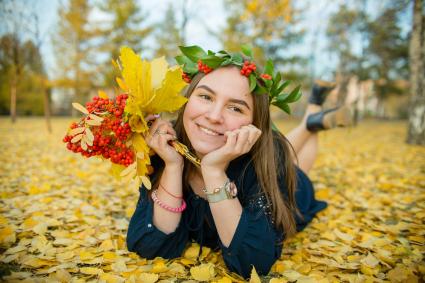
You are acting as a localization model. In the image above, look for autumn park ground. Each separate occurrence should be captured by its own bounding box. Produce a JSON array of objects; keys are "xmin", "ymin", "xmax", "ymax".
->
[{"xmin": 0, "ymin": 117, "xmax": 424, "ymax": 283}]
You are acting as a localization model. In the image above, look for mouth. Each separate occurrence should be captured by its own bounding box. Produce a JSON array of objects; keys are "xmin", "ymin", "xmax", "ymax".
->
[{"xmin": 196, "ymin": 124, "xmax": 224, "ymax": 136}]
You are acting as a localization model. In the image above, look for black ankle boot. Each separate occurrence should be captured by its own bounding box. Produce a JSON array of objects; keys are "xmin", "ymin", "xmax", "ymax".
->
[
  {"xmin": 308, "ymin": 81, "xmax": 335, "ymax": 106},
  {"xmin": 306, "ymin": 106, "xmax": 352, "ymax": 132}
]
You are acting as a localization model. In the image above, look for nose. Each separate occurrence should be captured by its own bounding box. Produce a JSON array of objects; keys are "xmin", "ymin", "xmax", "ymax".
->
[{"xmin": 205, "ymin": 103, "xmax": 224, "ymax": 124}]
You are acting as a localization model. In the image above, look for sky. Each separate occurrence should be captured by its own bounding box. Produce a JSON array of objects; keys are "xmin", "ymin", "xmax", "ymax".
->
[{"xmin": 9, "ymin": 0, "xmax": 414, "ymax": 81}]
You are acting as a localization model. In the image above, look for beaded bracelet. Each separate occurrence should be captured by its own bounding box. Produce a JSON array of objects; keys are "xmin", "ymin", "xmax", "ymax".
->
[
  {"xmin": 151, "ymin": 189, "xmax": 187, "ymax": 213},
  {"xmin": 159, "ymin": 183, "xmax": 183, "ymax": 199}
]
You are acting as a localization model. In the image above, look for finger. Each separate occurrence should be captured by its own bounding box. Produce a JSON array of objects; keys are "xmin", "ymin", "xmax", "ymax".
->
[
  {"xmin": 149, "ymin": 119, "xmax": 170, "ymax": 136},
  {"xmin": 148, "ymin": 130, "xmax": 174, "ymax": 151},
  {"xmin": 157, "ymin": 133, "xmax": 178, "ymax": 148},
  {"xmin": 246, "ymin": 126, "xmax": 259, "ymax": 144},
  {"xmin": 224, "ymin": 131, "xmax": 237, "ymax": 150},
  {"xmin": 234, "ymin": 128, "xmax": 250, "ymax": 153},
  {"xmin": 145, "ymin": 113, "xmax": 160, "ymax": 122}
]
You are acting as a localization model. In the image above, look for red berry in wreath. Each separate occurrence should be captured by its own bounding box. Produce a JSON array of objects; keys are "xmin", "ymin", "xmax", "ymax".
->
[{"xmin": 261, "ymin": 74, "xmax": 272, "ymax": 80}]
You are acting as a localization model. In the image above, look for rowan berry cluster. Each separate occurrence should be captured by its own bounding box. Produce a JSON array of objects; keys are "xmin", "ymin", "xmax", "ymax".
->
[
  {"xmin": 63, "ymin": 94, "xmax": 135, "ymax": 167},
  {"xmin": 240, "ymin": 60, "xmax": 256, "ymax": 77},
  {"xmin": 197, "ymin": 60, "xmax": 213, "ymax": 74},
  {"xmin": 182, "ymin": 72, "xmax": 192, "ymax": 83}
]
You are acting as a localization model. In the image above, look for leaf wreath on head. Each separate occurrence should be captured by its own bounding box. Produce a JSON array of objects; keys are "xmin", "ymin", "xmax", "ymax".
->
[{"xmin": 175, "ymin": 45, "xmax": 302, "ymax": 115}]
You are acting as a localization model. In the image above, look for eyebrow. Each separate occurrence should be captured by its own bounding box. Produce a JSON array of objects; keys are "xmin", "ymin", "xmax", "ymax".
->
[{"xmin": 196, "ymin": 85, "xmax": 251, "ymax": 110}]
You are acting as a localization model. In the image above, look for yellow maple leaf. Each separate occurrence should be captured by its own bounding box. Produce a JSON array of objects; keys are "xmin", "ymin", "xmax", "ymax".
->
[
  {"xmin": 190, "ymin": 263, "xmax": 216, "ymax": 281},
  {"xmin": 138, "ymin": 272, "xmax": 159, "ymax": 283},
  {"xmin": 118, "ymin": 46, "xmax": 187, "ymax": 119}
]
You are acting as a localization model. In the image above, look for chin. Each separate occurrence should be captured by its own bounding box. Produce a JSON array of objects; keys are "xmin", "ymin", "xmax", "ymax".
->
[{"xmin": 191, "ymin": 139, "xmax": 223, "ymax": 157}]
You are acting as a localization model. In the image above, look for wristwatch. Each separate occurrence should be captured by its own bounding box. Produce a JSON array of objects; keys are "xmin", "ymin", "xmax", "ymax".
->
[{"xmin": 203, "ymin": 179, "xmax": 238, "ymax": 203}]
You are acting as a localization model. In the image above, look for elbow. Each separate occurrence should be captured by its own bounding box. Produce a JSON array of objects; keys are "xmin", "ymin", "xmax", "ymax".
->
[
  {"xmin": 126, "ymin": 239, "xmax": 158, "ymax": 260},
  {"xmin": 126, "ymin": 232, "xmax": 155, "ymax": 259},
  {"xmin": 253, "ymin": 257, "xmax": 275, "ymax": 276}
]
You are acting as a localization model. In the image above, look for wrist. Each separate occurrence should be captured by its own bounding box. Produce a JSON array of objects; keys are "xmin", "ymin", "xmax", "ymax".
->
[
  {"xmin": 202, "ymin": 171, "xmax": 228, "ymax": 192},
  {"xmin": 165, "ymin": 162, "xmax": 184, "ymax": 173},
  {"xmin": 201, "ymin": 163, "xmax": 226, "ymax": 176}
]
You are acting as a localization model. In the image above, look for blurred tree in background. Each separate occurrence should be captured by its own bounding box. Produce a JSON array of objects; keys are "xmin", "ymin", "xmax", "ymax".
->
[
  {"xmin": 407, "ymin": 0, "xmax": 424, "ymax": 145},
  {"xmin": 0, "ymin": 0, "xmax": 422, "ymax": 130},
  {"xmin": 51, "ymin": 0, "xmax": 98, "ymax": 112},
  {"xmin": 364, "ymin": 1, "xmax": 409, "ymax": 108},
  {"xmin": 0, "ymin": 0, "xmax": 49, "ymax": 121},
  {"xmin": 0, "ymin": 35, "xmax": 45, "ymax": 116},
  {"xmin": 326, "ymin": 4, "xmax": 365, "ymax": 103},
  {"xmin": 153, "ymin": 3, "xmax": 184, "ymax": 63},
  {"xmin": 96, "ymin": 0, "xmax": 153, "ymax": 89},
  {"xmin": 220, "ymin": 0, "xmax": 307, "ymax": 82}
]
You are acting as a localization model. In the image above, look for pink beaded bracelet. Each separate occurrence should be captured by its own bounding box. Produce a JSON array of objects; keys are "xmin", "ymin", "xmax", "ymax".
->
[{"xmin": 151, "ymin": 189, "xmax": 187, "ymax": 213}]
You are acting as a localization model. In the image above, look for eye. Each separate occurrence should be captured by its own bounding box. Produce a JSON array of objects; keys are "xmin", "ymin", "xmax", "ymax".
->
[
  {"xmin": 229, "ymin": 106, "xmax": 243, "ymax": 113},
  {"xmin": 198, "ymin": 94, "xmax": 212, "ymax": 101}
]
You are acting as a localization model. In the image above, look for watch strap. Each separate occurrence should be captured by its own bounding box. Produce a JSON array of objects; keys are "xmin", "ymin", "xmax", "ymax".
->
[{"xmin": 203, "ymin": 179, "xmax": 237, "ymax": 203}]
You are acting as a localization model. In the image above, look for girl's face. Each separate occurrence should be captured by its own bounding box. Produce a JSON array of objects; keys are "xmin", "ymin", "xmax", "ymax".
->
[{"xmin": 183, "ymin": 67, "xmax": 254, "ymax": 158}]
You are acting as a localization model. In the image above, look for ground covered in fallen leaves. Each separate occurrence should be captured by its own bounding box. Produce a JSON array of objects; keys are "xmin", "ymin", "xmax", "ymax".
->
[{"xmin": 0, "ymin": 117, "xmax": 424, "ymax": 283}]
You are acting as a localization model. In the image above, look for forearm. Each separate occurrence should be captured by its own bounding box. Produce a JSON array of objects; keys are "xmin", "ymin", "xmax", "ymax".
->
[
  {"xmin": 203, "ymin": 171, "xmax": 243, "ymax": 247},
  {"xmin": 152, "ymin": 164, "xmax": 184, "ymax": 234}
]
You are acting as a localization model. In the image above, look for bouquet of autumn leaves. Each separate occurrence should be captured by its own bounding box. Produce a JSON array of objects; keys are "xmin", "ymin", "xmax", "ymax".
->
[{"xmin": 63, "ymin": 47, "xmax": 189, "ymax": 190}]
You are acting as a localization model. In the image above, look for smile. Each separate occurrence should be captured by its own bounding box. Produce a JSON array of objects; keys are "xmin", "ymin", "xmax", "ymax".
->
[{"xmin": 197, "ymin": 124, "xmax": 223, "ymax": 136}]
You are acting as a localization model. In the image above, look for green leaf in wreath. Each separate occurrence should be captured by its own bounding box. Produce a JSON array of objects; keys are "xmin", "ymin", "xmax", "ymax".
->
[
  {"xmin": 249, "ymin": 74, "xmax": 257, "ymax": 92},
  {"xmin": 285, "ymin": 85, "xmax": 302, "ymax": 103},
  {"xmin": 179, "ymin": 46, "xmax": 207, "ymax": 62},
  {"xmin": 241, "ymin": 44, "xmax": 253, "ymax": 58},
  {"xmin": 231, "ymin": 53, "xmax": 243, "ymax": 64},
  {"xmin": 201, "ymin": 55, "xmax": 226, "ymax": 68},
  {"xmin": 272, "ymin": 100, "xmax": 291, "ymax": 114},
  {"xmin": 264, "ymin": 59, "xmax": 274, "ymax": 75}
]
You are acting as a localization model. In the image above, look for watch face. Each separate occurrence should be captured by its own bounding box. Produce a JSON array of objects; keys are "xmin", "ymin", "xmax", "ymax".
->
[{"xmin": 229, "ymin": 182, "xmax": 237, "ymax": 197}]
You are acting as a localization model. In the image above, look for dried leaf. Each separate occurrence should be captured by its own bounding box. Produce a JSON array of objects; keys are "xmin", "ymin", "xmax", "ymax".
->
[
  {"xmin": 72, "ymin": 102, "xmax": 89, "ymax": 114},
  {"xmin": 120, "ymin": 162, "xmax": 137, "ymax": 177},
  {"xmin": 88, "ymin": 113, "xmax": 103, "ymax": 122},
  {"xmin": 249, "ymin": 266, "xmax": 261, "ymax": 283},
  {"xmin": 138, "ymin": 273, "xmax": 159, "ymax": 283},
  {"xmin": 69, "ymin": 127, "xmax": 85, "ymax": 136},
  {"xmin": 360, "ymin": 253, "xmax": 380, "ymax": 268},
  {"xmin": 85, "ymin": 119, "xmax": 102, "ymax": 126},
  {"xmin": 85, "ymin": 127, "xmax": 94, "ymax": 145},
  {"xmin": 141, "ymin": 175, "xmax": 151, "ymax": 190},
  {"xmin": 190, "ymin": 263, "xmax": 216, "ymax": 281},
  {"xmin": 81, "ymin": 138, "xmax": 87, "ymax": 151},
  {"xmin": 79, "ymin": 267, "xmax": 103, "ymax": 275},
  {"xmin": 71, "ymin": 133, "xmax": 83, "ymax": 143}
]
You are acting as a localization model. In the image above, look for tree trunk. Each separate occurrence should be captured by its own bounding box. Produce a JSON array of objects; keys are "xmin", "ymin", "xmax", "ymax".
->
[
  {"xmin": 407, "ymin": 0, "xmax": 424, "ymax": 145},
  {"xmin": 44, "ymin": 86, "xmax": 52, "ymax": 133},
  {"xmin": 10, "ymin": 75, "xmax": 17, "ymax": 123}
]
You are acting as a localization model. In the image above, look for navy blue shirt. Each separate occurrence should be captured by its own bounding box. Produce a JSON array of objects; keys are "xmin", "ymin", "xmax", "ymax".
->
[{"xmin": 127, "ymin": 147, "xmax": 327, "ymax": 279}]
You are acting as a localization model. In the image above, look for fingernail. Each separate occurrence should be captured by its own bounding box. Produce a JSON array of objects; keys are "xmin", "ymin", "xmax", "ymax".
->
[{"xmin": 153, "ymin": 114, "xmax": 160, "ymax": 118}]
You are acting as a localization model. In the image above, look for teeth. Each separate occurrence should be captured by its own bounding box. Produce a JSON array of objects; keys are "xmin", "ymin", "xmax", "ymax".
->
[{"xmin": 199, "ymin": 125, "xmax": 219, "ymax": 136}]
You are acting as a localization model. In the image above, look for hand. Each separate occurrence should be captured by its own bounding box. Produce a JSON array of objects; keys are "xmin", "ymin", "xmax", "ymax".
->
[
  {"xmin": 200, "ymin": 124, "xmax": 262, "ymax": 174},
  {"xmin": 145, "ymin": 115, "xmax": 183, "ymax": 168}
]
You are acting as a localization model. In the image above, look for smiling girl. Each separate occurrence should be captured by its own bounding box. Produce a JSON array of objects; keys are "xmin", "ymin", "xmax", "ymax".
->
[{"xmin": 126, "ymin": 46, "xmax": 351, "ymax": 278}]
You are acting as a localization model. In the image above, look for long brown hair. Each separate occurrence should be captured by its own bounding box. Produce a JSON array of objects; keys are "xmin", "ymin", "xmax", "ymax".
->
[{"xmin": 173, "ymin": 68, "xmax": 299, "ymax": 238}]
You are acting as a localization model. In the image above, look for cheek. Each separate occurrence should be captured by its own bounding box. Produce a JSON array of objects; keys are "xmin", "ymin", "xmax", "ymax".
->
[
  {"xmin": 225, "ymin": 115, "xmax": 254, "ymax": 131},
  {"xmin": 183, "ymin": 99, "xmax": 198, "ymax": 125}
]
